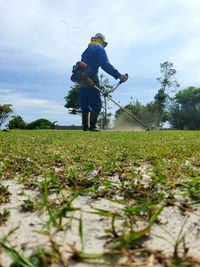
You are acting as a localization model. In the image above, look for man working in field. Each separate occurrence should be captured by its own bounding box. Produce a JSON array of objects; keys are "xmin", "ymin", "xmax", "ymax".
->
[{"xmin": 80, "ymin": 33, "xmax": 128, "ymax": 131}]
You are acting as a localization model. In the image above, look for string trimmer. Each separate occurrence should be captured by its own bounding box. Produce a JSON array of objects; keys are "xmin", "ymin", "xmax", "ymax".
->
[
  {"xmin": 71, "ymin": 61, "xmax": 150, "ymax": 130},
  {"xmin": 95, "ymin": 82, "xmax": 150, "ymax": 130}
]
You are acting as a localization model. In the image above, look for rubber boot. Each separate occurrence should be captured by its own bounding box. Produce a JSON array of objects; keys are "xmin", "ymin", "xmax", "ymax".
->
[
  {"xmin": 82, "ymin": 112, "xmax": 89, "ymax": 131},
  {"xmin": 89, "ymin": 111, "xmax": 99, "ymax": 131}
]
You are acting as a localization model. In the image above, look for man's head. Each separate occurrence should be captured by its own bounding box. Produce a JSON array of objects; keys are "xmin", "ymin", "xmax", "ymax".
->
[{"xmin": 91, "ymin": 33, "xmax": 108, "ymax": 47}]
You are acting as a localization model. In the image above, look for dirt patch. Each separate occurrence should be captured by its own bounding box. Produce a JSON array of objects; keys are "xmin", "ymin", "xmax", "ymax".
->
[{"xmin": 1, "ymin": 170, "xmax": 200, "ymax": 266}]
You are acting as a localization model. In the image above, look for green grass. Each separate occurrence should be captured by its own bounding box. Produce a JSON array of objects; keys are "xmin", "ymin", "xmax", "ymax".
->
[{"xmin": 0, "ymin": 130, "xmax": 200, "ymax": 266}]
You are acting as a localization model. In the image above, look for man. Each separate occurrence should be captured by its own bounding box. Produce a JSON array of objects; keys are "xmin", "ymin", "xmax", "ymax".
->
[{"xmin": 80, "ymin": 33, "xmax": 128, "ymax": 131}]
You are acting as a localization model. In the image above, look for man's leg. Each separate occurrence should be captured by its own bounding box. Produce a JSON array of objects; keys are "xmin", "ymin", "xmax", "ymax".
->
[
  {"xmin": 80, "ymin": 87, "xmax": 90, "ymax": 131},
  {"xmin": 82, "ymin": 112, "xmax": 89, "ymax": 131},
  {"xmin": 89, "ymin": 88, "xmax": 102, "ymax": 131}
]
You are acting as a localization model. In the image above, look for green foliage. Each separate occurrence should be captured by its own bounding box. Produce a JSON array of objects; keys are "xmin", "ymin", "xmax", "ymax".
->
[
  {"xmin": 7, "ymin": 115, "xmax": 26, "ymax": 129},
  {"xmin": 99, "ymin": 74, "xmax": 113, "ymax": 92},
  {"xmin": 115, "ymin": 100, "xmax": 157, "ymax": 129},
  {"xmin": 114, "ymin": 61, "xmax": 179, "ymax": 129},
  {"xmin": 157, "ymin": 61, "xmax": 179, "ymax": 91},
  {"xmin": 169, "ymin": 87, "xmax": 200, "ymax": 130},
  {"xmin": 0, "ymin": 104, "xmax": 13, "ymax": 127},
  {"xmin": 146, "ymin": 89, "xmax": 170, "ymax": 128},
  {"xmin": 154, "ymin": 61, "xmax": 179, "ymax": 127},
  {"xmin": 97, "ymin": 111, "xmax": 112, "ymax": 129},
  {"xmin": 64, "ymin": 84, "xmax": 81, "ymax": 114},
  {"xmin": 115, "ymin": 62, "xmax": 181, "ymax": 129},
  {"xmin": 98, "ymin": 74, "xmax": 114, "ymax": 129},
  {"xmin": 26, "ymin": 118, "xmax": 57, "ymax": 130}
]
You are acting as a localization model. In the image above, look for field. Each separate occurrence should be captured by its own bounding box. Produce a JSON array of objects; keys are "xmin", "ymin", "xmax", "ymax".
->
[{"xmin": 0, "ymin": 130, "xmax": 200, "ymax": 267}]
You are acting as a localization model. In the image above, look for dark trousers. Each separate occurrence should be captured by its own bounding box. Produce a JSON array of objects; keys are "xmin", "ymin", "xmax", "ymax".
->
[{"xmin": 80, "ymin": 86, "xmax": 102, "ymax": 114}]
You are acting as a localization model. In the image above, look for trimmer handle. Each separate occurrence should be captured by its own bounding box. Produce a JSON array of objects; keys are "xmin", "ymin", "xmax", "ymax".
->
[{"xmin": 119, "ymin": 73, "xmax": 129, "ymax": 84}]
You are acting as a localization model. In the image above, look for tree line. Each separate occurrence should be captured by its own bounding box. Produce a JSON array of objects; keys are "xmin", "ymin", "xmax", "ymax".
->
[
  {"xmin": 1, "ymin": 61, "xmax": 199, "ymax": 130},
  {"xmin": 0, "ymin": 109, "xmax": 57, "ymax": 130}
]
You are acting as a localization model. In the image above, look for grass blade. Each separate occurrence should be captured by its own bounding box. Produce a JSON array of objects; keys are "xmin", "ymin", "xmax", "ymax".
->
[{"xmin": 0, "ymin": 242, "xmax": 34, "ymax": 267}]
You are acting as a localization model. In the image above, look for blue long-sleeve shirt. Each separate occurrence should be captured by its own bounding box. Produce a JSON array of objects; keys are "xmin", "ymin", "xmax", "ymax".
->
[{"xmin": 81, "ymin": 44, "xmax": 121, "ymax": 79}]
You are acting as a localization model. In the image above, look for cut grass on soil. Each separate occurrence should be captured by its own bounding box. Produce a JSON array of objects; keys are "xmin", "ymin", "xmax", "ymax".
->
[{"xmin": 0, "ymin": 130, "xmax": 200, "ymax": 267}]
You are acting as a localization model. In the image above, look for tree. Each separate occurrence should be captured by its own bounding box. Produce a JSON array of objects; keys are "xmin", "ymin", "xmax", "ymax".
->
[
  {"xmin": 26, "ymin": 118, "xmax": 57, "ymax": 130},
  {"xmin": 115, "ymin": 100, "xmax": 157, "ymax": 130},
  {"xmin": 147, "ymin": 89, "xmax": 169, "ymax": 128},
  {"xmin": 98, "ymin": 74, "xmax": 114, "ymax": 130},
  {"xmin": 98, "ymin": 111, "xmax": 112, "ymax": 130},
  {"xmin": 169, "ymin": 87, "xmax": 200, "ymax": 130},
  {"xmin": 0, "ymin": 104, "xmax": 13, "ymax": 128},
  {"xmin": 7, "ymin": 115, "xmax": 26, "ymax": 129},
  {"xmin": 153, "ymin": 61, "xmax": 179, "ymax": 128},
  {"xmin": 157, "ymin": 61, "xmax": 180, "ymax": 92},
  {"xmin": 64, "ymin": 84, "xmax": 81, "ymax": 115}
]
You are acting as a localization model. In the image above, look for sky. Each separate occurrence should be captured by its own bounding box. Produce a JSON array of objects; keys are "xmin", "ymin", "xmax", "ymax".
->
[{"xmin": 0, "ymin": 0, "xmax": 200, "ymax": 126}]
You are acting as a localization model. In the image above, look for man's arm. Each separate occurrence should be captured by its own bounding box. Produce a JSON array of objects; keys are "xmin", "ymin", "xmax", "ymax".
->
[{"xmin": 98, "ymin": 47, "xmax": 121, "ymax": 79}]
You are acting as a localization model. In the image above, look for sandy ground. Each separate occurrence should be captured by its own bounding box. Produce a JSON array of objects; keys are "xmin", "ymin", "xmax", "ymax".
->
[
  {"xmin": 0, "ymin": 179, "xmax": 123, "ymax": 267},
  {"xmin": 1, "ymin": 170, "xmax": 200, "ymax": 266}
]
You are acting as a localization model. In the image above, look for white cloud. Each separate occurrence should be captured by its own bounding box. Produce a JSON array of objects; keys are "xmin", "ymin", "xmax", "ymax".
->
[
  {"xmin": 0, "ymin": 88, "xmax": 81, "ymax": 125},
  {"xmin": 0, "ymin": 0, "xmax": 200, "ymax": 123},
  {"xmin": 1, "ymin": 0, "xmax": 200, "ymax": 70},
  {"xmin": 174, "ymin": 37, "xmax": 200, "ymax": 86}
]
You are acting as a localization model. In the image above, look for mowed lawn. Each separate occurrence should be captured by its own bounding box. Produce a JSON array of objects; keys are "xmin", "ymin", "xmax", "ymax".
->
[
  {"xmin": 0, "ymin": 130, "xmax": 200, "ymax": 266},
  {"xmin": 1, "ymin": 130, "xmax": 199, "ymax": 184}
]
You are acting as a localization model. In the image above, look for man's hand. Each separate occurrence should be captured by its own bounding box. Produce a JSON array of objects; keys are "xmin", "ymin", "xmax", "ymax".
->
[{"xmin": 119, "ymin": 74, "xmax": 128, "ymax": 82}]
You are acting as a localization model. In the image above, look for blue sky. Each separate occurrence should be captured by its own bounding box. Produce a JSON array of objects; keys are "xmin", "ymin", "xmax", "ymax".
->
[{"xmin": 0, "ymin": 0, "xmax": 200, "ymax": 126}]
